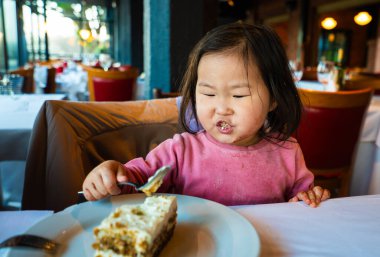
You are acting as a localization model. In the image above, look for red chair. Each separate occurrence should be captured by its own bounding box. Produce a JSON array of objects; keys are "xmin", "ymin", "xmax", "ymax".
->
[
  {"xmin": 85, "ymin": 66, "xmax": 139, "ymax": 101},
  {"xmin": 295, "ymin": 87, "xmax": 373, "ymax": 197}
]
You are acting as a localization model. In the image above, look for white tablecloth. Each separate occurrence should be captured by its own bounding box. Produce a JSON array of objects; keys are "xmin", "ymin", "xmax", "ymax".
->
[
  {"xmin": 297, "ymin": 80, "xmax": 338, "ymax": 92},
  {"xmin": 233, "ymin": 194, "xmax": 380, "ymax": 257},
  {"xmin": 0, "ymin": 94, "xmax": 66, "ymax": 209},
  {"xmin": 351, "ymin": 96, "xmax": 380, "ymax": 195},
  {"xmin": 0, "ymin": 94, "xmax": 66, "ymax": 129},
  {"xmin": 0, "ymin": 195, "xmax": 379, "ymax": 257}
]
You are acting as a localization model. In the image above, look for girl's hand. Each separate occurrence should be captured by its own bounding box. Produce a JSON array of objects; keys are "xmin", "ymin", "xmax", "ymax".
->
[
  {"xmin": 288, "ymin": 186, "xmax": 331, "ymax": 207},
  {"xmin": 82, "ymin": 160, "xmax": 127, "ymax": 201}
]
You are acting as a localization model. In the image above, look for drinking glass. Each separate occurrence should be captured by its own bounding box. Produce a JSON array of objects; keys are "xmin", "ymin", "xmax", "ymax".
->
[
  {"xmin": 99, "ymin": 54, "xmax": 113, "ymax": 71},
  {"xmin": 289, "ymin": 60, "xmax": 303, "ymax": 82},
  {"xmin": 317, "ymin": 60, "xmax": 335, "ymax": 85}
]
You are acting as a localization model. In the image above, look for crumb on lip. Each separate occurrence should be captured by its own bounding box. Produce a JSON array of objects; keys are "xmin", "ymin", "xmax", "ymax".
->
[{"xmin": 216, "ymin": 120, "xmax": 231, "ymax": 131}]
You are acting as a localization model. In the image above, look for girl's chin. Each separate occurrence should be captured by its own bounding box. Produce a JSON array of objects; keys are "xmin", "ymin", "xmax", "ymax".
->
[{"xmin": 213, "ymin": 134, "xmax": 258, "ymax": 146}]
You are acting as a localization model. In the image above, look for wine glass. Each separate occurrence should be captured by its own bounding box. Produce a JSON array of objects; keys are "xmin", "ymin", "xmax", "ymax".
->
[
  {"xmin": 317, "ymin": 60, "xmax": 335, "ymax": 86},
  {"xmin": 99, "ymin": 54, "xmax": 113, "ymax": 71},
  {"xmin": 289, "ymin": 60, "xmax": 303, "ymax": 82}
]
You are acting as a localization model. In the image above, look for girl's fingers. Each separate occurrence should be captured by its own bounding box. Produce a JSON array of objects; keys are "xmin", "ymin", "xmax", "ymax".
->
[
  {"xmin": 83, "ymin": 188, "xmax": 96, "ymax": 201},
  {"xmin": 288, "ymin": 196, "xmax": 299, "ymax": 202},
  {"xmin": 307, "ymin": 190, "xmax": 317, "ymax": 207},
  {"xmin": 88, "ymin": 182, "xmax": 106, "ymax": 200},
  {"xmin": 116, "ymin": 164, "xmax": 128, "ymax": 182},
  {"xmin": 313, "ymin": 186, "xmax": 323, "ymax": 204},
  {"xmin": 102, "ymin": 169, "xmax": 121, "ymax": 196},
  {"xmin": 321, "ymin": 189, "xmax": 331, "ymax": 201},
  {"xmin": 296, "ymin": 191, "xmax": 310, "ymax": 204}
]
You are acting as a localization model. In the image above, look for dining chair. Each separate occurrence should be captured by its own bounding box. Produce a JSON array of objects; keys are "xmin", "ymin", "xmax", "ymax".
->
[
  {"xmin": 295, "ymin": 87, "xmax": 373, "ymax": 197},
  {"xmin": 9, "ymin": 67, "xmax": 35, "ymax": 93},
  {"xmin": 152, "ymin": 88, "xmax": 180, "ymax": 99},
  {"xmin": 85, "ymin": 66, "xmax": 139, "ymax": 101},
  {"xmin": 344, "ymin": 77, "xmax": 380, "ymax": 95},
  {"xmin": 22, "ymin": 98, "xmax": 179, "ymax": 211},
  {"xmin": 302, "ymin": 66, "xmax": 318, "ymax": 81}
]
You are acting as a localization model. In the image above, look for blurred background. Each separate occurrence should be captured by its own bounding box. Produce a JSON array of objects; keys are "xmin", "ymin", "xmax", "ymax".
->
[{"xmin": 0, "ymin": 0, "xmax": 379, "ymax": 96}]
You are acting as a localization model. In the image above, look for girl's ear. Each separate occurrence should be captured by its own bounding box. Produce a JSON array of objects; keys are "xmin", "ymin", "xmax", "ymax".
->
[{"xmin": 269, "ymin": 100, "xmax": 277, "ymax": 112}]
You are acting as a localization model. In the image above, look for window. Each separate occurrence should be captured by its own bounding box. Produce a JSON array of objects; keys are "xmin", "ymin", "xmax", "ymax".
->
[{"xmin": 22, "ymin": 0, "xmax": 113, "ymax": 61}]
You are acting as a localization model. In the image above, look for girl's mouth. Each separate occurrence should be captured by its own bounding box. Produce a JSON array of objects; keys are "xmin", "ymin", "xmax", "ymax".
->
[{"xmin": 216, "ymin": 120, "xmax": 233, "ymax": 134}]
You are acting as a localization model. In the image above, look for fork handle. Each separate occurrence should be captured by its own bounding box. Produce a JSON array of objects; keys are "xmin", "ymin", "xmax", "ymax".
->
[{"xmin": 77, "ymin": 182, "xmax": 140, "ymax": 204}]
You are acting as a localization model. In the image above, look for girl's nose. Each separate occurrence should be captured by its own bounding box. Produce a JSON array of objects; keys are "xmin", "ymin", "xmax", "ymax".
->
[{"xmin": 215, "ymin": 98, "xmax": 233, "ymax": 115}]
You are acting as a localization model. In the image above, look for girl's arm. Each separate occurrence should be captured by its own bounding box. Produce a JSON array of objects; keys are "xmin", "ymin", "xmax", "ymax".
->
[{"xmin": 288, "ymin": 144, "xmax": 331, "ymax": 207}]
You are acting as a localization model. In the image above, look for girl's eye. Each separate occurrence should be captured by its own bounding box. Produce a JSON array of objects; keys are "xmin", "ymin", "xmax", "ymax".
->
[
  {"xmin": 203, "ymin": 93, "xmax": 215, "ymax": 97},
  {"xmin": 233, "ymin": 95, "xmax": 249, "ymax": 98}
]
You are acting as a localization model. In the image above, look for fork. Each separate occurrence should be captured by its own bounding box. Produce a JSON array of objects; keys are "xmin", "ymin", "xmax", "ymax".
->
[{"xmin": 0, "ymin": 234, "xmax": 60, "ymax": 254}]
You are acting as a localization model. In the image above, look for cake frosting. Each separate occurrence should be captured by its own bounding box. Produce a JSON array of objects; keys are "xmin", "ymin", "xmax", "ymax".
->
[{"xmin": 93, "ymin": 195, "xmax": 177, "ymax": 257}]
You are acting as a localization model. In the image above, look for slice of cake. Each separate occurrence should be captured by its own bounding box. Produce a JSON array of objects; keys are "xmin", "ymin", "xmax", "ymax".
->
[{"xmin": 93, "ymin": 195, "xmax": 177, "ymax": 257}]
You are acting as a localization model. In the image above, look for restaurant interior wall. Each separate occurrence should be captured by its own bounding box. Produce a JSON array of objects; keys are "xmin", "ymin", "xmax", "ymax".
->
[{"xmin": 249, "ymin": 0, "xmax": 380, "ymax": 71}]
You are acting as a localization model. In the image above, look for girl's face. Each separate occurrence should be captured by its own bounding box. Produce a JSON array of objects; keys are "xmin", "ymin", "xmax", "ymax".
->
[{"xmin": 195, "ymin": 52, "xmax": 275, "ymax": 146}]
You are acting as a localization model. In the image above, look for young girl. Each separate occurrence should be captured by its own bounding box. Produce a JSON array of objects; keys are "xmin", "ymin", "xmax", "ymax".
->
[{"xmin": 83, "ymin": 22, "xmax": 330, "ymax": 207}]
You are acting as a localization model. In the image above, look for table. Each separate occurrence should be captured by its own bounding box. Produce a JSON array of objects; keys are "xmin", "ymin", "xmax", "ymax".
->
[
  {"xmin": 297, "ymin": 80, "xmax": 338, "ymax": 92},
  {"xmin": 0, "ymin": 195, "xmax": 379, "ymax": 256},
  {"xmin": 351, "ymin": 96, "xmax": 380, "ymax": 195},
  {"xmin": 0, "ymin": 94, "xmax": 66, "ymax": 209},
  {"xmin": 233, "ymin": 194, "xmax": 380, "ymax": 257}
]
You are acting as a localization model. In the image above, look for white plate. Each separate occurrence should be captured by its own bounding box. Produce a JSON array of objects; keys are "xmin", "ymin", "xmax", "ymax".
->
[{"xmin": 6, "ymin": 194, "xmax": 260, "ymax": 257}]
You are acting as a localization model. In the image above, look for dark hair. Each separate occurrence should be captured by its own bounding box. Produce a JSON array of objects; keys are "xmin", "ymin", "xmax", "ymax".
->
[{"xmin": 179, "ymin": 22, "xmax": 302, "ymax": 142}]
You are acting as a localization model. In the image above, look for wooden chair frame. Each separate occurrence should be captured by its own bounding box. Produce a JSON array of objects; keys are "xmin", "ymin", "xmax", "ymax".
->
[
  {"xmin": 85, "ymin": 66, "xmax": 139, "ymax": 101},
  {"xmin": 296, "ymin": 87, "xmax": 373, "ymax": 197}
]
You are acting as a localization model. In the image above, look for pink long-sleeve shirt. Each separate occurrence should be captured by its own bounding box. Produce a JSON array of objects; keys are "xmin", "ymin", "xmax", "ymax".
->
[{"xmin": 124, "ymin": 131, "xmax": 314, "ymax": 206}]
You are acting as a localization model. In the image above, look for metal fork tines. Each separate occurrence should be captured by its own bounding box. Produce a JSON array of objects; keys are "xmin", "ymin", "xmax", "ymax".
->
[{"xmin": 0, "ymin": 234, "xmax": 60, "ymax": 254}]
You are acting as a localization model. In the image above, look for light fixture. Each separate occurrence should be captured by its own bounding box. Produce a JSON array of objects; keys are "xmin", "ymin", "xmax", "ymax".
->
[
  {"xmin": 79, "ymin": 22, "xmax": 91, "ymax": 41},
  {"xmin": 321, "ymin": 17, "xmax": 337, "ymax": 30},
  {"xmin": 354, "ymin": 11, "xmax": 372, "ymax": 26},
  {"xmin": 79, "ymin": 28, "xmax": 91, "ymax": 41}
]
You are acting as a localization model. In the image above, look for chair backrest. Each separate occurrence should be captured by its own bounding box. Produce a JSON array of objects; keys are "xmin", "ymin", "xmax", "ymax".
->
[
  {"xmin": 85, "ymin": 66, "xmax": 139, "ymax": 101},
  {"xmin": 9, "ymin": 68, "xmax": 34, "ymax": 93},
  {"xmin": 344, "ymin": 77, "xmax": 380, "ymax": 95},
  {"xmin": 295, "ymin": 87, "xmax": 373, "ymax": 196},
  {"xmin": 152, "ymin": 88, "xmax": 180, "ymax": 99},
  {"xmin": 22, "ymin": 98, "xmax": 179, "ymax": 211},
  {"xmin": 302, "ymin": 66, "xmax": 318, "ymax": 81}
]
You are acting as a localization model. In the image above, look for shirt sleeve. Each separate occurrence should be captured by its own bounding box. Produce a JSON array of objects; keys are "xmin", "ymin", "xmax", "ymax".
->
[
  {"xmin": 287, "ymin": 144, "xmax": 314, "ymax": 199},
  {"xmin": 122, "ymin": 134, "xmax": 185, "ymax": 193}
]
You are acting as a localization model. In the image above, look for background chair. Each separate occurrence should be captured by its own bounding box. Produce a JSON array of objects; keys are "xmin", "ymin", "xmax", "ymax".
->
[
  {"xmin": 344, "ymin": 76, "xmax": 380, "ymax": 95},
  {"xmin": 295, "ymin": 87, "xmax": 373, "ymax": 197},
  {"xmin": 22, "ymin": 98, "xmax": 179, "ymax": 211},
  {"xmin": 85, "ymin": 66, "xmax": 139, "ymax": 101},
  {"xmin": 9, "ymin": 67, "xmax": 34, "ymax": 93},
  {"xmin": 152, "ymin": 88, "xmax": 180, "ymax": 99},
  {"xmin": 302, "ymin": 66, "xmax": 318, "ymax": 81}
]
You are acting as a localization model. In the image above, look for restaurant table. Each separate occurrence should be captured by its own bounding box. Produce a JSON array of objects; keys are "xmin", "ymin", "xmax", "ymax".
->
[
  {"xmin": 297, "ymin": 80, "xmax": 338, "ymax": 92},
  {"xmin": 0, "ymin": 194, "xmax": 379, "ymax": 256},
  {"xmin": 352, "ymin": 95, "xmax": 380, "ymax": 195},
  {"xmin": 0, "ymin": 94, "xmax": 66, "ymax": 209}
]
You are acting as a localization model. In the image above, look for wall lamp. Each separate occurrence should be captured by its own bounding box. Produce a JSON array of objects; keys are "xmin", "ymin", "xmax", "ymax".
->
[
  {"xmin": 354, "ymin": 11, "xmax": 372, "ymax": 26},
  {"xmin": 321, "ymin": 17, "xmax": 337, "ymax": 30}
]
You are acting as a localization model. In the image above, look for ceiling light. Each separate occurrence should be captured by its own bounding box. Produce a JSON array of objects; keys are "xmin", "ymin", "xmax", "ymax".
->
[
  {"xmin": 321, "ymin": 17, "xmax": 337, "ymax": 30},
  {"xmin": 79, "ymin": 29, "xmax": 91, "ymax": 41},
  {"xmin": 354, "ymin": 11, "xmax": 372, "ymax": 26}
]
